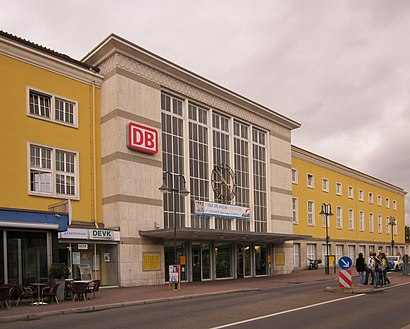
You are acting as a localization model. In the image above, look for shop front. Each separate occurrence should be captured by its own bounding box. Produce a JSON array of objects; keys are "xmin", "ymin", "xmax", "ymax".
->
[
  {"xmin": 58, "ymin": 227, "xmax": 120, "ymax": 286},
  {"xmin": 0, "ymin": 208, "xmax": 68, "ymax": 285}
]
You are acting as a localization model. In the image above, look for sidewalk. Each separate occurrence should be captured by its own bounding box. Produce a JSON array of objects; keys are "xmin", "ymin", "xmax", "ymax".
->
[{"xmin": 1, "ymin": 269, "xmax": 408, "ymax": 323}]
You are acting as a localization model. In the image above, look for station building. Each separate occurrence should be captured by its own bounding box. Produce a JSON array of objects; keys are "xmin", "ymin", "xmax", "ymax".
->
[
  {"xmin": 291, "ymin": 146, "xmax": 407, "ymax": 269},
  {"xmin": 82, "ymin": 34, "xmax": 308, "ymax": 286},
  {"xmin": 1, "ymin": 31, "xmax": 406, "ymax": 287}
]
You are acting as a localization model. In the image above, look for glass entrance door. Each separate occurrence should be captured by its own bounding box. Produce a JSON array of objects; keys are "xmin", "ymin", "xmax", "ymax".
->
[
  {"xmin": 192, "ymin": 242, "xmax": 211, "ymax": 281},
  {"xmin": 237, "ymin": 245, "xmax": 251, "ymax": 278}
]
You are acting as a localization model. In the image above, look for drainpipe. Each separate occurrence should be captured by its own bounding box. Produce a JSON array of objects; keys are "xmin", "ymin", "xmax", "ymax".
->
[{"xmin": 92, "ymin": 81, "xmax": 98, "ymax": 228}]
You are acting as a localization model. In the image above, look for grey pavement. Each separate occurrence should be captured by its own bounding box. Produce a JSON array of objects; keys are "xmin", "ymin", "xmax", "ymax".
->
[{"xmin": 1, "ymin": 269, "xmax": 408, "ymax": 323}]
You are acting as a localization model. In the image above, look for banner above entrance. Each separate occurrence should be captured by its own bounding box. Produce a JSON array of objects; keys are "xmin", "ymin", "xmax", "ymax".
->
[{"xmin": 193, "ymin": 200, "xmax": 250, "ymax": 220}]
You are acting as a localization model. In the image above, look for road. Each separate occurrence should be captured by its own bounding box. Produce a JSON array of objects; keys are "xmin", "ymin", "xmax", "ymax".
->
[{"xmin": 6, "ymin": 274, "xmax": 410, "ymax": 329}]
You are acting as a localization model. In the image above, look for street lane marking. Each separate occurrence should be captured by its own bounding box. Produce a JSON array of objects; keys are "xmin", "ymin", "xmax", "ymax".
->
[{"xmin": 210, "ymin": 294, "xmax": 365, "ymax": 329}]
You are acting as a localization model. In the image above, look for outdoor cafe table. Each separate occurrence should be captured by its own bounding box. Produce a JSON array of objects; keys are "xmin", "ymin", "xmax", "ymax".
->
[
  {"xmin": 71, "ymin": 280, "xmax": 92, "ymax": 301},
  {"xmin": 30, "ymin": 282, "xmax": 47, "ymax": 306}
]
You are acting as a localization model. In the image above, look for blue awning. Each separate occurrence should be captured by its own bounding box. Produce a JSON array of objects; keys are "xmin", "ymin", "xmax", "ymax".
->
[{"xmin": 0, "ymin": 208, "xmax": 68, "ymax": 232}]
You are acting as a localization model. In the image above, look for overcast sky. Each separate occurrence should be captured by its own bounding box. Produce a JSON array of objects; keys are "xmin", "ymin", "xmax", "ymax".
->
[{"xmin": 2, "ymin": 0, "xmax": 409, "ymax": 223}]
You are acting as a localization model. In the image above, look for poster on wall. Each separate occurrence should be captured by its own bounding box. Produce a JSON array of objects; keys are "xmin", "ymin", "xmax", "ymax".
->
[
  {"xmin": 193, "ymin": 200, "xmax": 250, "ymax": 220},
  {"xmin": 73, "ymin": 252, "xmax": 81, "ymax": 265},
  {"xmin": 104, "ymin": 253, "xmax": 111, "ymax": 262}
]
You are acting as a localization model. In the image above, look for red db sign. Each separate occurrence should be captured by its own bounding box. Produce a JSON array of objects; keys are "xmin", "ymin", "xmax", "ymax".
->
[{"xmin": 127, "ymin": 123, "xmax": 158, "ymax": 154}]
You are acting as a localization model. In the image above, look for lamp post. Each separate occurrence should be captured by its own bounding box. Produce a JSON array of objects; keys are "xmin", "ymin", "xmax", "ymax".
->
[
  {"xmin": 319, "ymin": 203, "xmax": 333, "ymax": 274},
  {"xmin": 159, "ymin": 171, "xmax": 189, "ymax": 289},
  {"xmin": 388, "ymin": 216, "xmax": 396, "ymax": 255}
]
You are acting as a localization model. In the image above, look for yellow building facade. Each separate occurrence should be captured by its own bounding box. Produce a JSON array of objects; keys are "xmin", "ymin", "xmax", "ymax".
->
[
  {"xmin": 291, "ymin": 146, "xmax": 407, "ymax": 269},
  {"xmin": 0, "ymin": 32, "xmax": 118, "ymax": 286}
]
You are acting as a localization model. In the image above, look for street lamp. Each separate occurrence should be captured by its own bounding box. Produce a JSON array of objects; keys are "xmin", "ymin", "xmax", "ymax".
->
[
  {"xmin": 159, "ymin": 171, "xmax": 189, "ymax": 289},
  {"xmin": 319, "ymin": 203, "xmax": 333, "ymax": 274},
  {"xmin": 388, "ymin": 216, "xmax": 396, "ymax": 255}
]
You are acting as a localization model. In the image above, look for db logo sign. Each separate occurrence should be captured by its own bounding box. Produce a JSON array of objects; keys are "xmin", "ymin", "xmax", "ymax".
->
[{"xmin": 127, "ymin": 123, "xmax": 158, "ymax": 154}]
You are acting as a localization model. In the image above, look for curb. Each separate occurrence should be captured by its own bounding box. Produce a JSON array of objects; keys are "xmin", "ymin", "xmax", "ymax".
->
[
  {"xmin": 0, "ymin": 288, "xmax": 258, "ymax": 324},
  {"xmin": 325, "ymin": 286, "xmax": 383, "ymax": 294}
]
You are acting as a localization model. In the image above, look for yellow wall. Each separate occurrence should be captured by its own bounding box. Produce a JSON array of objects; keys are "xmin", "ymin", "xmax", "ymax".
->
[
  {"xmin": 0, "ymin": 53, "xmax": 102, "ymax": 224},
  {"xmin": 292, "ymin": 155, "xmax": 405, "ymax": 245}
]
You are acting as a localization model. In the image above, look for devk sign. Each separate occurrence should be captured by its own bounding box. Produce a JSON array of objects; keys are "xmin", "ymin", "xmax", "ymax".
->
[{"xmin": 127, "ymin": 122, "xmax": 158, "ymax": 154}]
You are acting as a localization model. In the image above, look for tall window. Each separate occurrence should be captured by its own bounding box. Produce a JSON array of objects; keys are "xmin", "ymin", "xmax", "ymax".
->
[
  {"xmin": 348, "ymin": 209, "xmax": 354, "ymax": 230},
  {"xmin": 292, "ymin": 198, "xmax": 298, "ymax": 224},
  {"xmin": 378, "ymin": 215, "xmax": 383, "ymax": 233},
  {"xmin": 188, "ymin": 103, "xmax": 209, "ymax": 229},
  {"xmin": 291, "ymin": 169, "xmax": 298, "ymax": 184},
  {"xmin": 307, "ymin": 174, "xmax": 314, "ymax": 188},
  {"xmin": 359, "ymin": 190, "xmax": 364, "ymax": 201},
  {"xmin": 359, "ymin": 211, "xmax": 365, "ymax": 231},
  {"xmin": 234, "ymin": 121, "xmax": 250, "ymax": 231},
  {"xmin": 336, "ymin": 182, "xmax": 342, "ymax": 195},
  {"xmin": 29, "ymin": 89, "xmax": 77, "ymax": 126},
  {"xmin": 307, "ymin": 201, "xmax": 315, "ymax": 226},
  {"xmin": 252, "ymin": 128, "xmax": 267, "ymax": 232},
  {"xmin": 29, "ymin": 144, "xmax": 77, "ymax": 197},
  {"xmin": 306, "ymin": 244, "xmax": 316, "ymax": 261},
  {"xmin": 213, "ymin": 113, "xmax": 231, "ymax": 230},
  {"xmin": 322, "ymin": 178, "xmax": 329, "ymax": 192},
  {"xmin": 369, "ymin": 213, "xmax": 374, "ymax": 232},
  {"xmin": 369, "ymin": 192, "xmax": 374, "ymax": 204},
  {"xmin": 348, "ymin": 186, "xmax": 354, "ymax": 198},
  {"xmin": 336, "ymin": 206, "xmax": 343, "ymax": 229},
  {"xmin": 161, "ymin": 93, "xmax": 186, "ymax": 229}
]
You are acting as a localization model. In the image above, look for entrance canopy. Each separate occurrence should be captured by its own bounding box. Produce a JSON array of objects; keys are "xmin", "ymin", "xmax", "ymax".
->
[{"xmin": 139, "ymin": 227, "xmax": 311, "ymax": 244}]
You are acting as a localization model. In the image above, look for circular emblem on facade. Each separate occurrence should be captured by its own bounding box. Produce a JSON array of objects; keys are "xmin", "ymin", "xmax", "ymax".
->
[{"xmin": 211, "ymin": 164, "xmax": 236, "ymax": 201}]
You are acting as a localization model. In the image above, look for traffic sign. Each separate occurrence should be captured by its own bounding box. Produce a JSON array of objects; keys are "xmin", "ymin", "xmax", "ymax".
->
[{"xmin": 338, "ymin": 256, "xmax": 353, "ymax": 269}]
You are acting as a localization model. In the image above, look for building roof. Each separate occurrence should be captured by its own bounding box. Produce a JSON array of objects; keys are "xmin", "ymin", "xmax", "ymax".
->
[
  {"xmin": 83, "ymin": 33, "xmax": 301, "ymax": 131},
  {"xmin": 0, "ymin": 30, "xmax": 100, "ymax": 73}
]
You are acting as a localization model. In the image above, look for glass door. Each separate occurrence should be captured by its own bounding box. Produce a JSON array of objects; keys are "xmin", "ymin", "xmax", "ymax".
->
[{"xmin": 237, "ymin": 245, "xmax": 251, "ymax": 278}]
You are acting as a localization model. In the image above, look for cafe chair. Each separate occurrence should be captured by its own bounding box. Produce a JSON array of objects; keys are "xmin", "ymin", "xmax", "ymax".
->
[
  {"xmin": 71, "ymin": 282, "xmax": 88, "ymax": 301},
  {"xmin": 0, "ymin": 286, "xmax": 13, "ymax": 310},
  {"xmin": 41, "ymin": 283, "xmax": 60, "ymax": 305},
  {"xmin": 4, "ymin": 284, "xmax": 34, "ymax": 306},
  {"xmin": 86, "ymin": 280, "xmax": 101, "ymax": 299}
]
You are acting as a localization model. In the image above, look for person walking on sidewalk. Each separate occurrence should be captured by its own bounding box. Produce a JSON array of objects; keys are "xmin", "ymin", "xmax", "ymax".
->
[
  {"xmin": 355, "ymin": 253, "xmax": 366, "ymax": 285},
  {"xmin": 365, "ymin": 252, "xmax": 374, "ymax": 285},
  {"xmin": 380, "ymin": 252, "xmax": 390, "ymax": 285}
]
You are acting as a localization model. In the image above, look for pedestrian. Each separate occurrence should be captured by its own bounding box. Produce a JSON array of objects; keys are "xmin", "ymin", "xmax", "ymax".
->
[
  {"xmin": 371, "ymin": 252, "xmax": 382, "ymax": 287},
  {"xmin": 355, "ymin": 253, "xmax": 366, "ymax": 285},
  {"xmin": 380, "ymin": 252, "xmax": 390, "ymax": 285},
  {"xmin": 365, "ymin": 252, "xmax": 374, "ymax": 285}
]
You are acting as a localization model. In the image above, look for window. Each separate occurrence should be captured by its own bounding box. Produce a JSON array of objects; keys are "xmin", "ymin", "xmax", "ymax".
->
[
  {"xmin": 28, "ymin": 89, "xmax": 77, "ymax": 126},
  {"xmin": 378, "ymin": 215, "xmax": 383, "ymax": 233},
  {"xmin": 322, "ymin": 178, "xmax": 329, "ymax": 192},
  {"xmin": 252, "ymin": 128, "xmax": 267, "ymax": 233},
  {"xmin": 393, "ymin": 200, "xmax": 397, "ymax": 210},
  {"xmin": 377, "ymin": 195, "xmax": 382, "ymax": 206},
  {"xmin": 336, "ymin": 206, "xmax": 343, "ymax": 229},
  {"xmin": 348, "ymin": 209, "xmax": 354, "ymax": 230},
  {"xmin": 292, "ymin": 198, "xmax": 298, "ymax": 224},
  {"xmin": 336, "ymin": 182, "xmax": 342, "ymax": 196},
  {"xmin": 359, "ymin": 189, "xmax": 364, "ymax": 201},
  {"xmin": 307, "ymin": 173, "xmax": 314, "ymax": 188},
  {"xmin": 307, "ymin": 201, "xmax": 315, "ymax": 226},
  {"xmin": 368, "ymin": 192, "xmax": 374, "ymax": 204},
  {"xmin": 359, "ymin": 211, "xmax": 365, "ymax": 231},
  {"xmin": 336, "ymin": 245, "xmax": 344, "ymax": 262},
  {"xmin": 29, "ymin": 144, "xmax": 77, "ymax": 197},
  {"xmin": 385, "ymin": 198, "xmax": 390, "ymax": 208},
  {"xmin": 369, "ymin": 213, "xmax": 374, "ymax": 232},
  {"xmin": 386, "ymin": 217, "xmax": 392, "ymax": 234},
  {"xmin": 348, "ymin": 186, "xmax": 354, "ymax": 199},
  {"xmin": 306, "ymin": 244, "xmax": 316, "ymax": 261},
  {"xmin": 293, "ymin": 244, "xmax": 301, "ymax": 267},
  {"xmin": 291, "ymin": 169, "xmax": 298, "ymax": 184}
]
